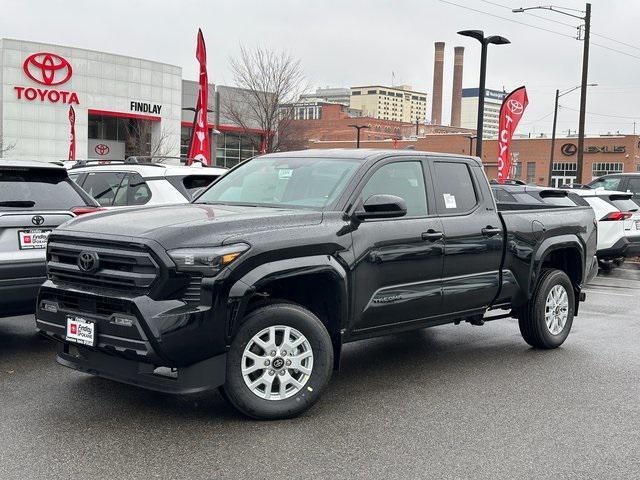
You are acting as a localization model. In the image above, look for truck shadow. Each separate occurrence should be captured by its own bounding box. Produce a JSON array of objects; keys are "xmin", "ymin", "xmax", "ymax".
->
[{"xmin": 55, "ymin": 321, "xmax": 545, "ymax": 424}]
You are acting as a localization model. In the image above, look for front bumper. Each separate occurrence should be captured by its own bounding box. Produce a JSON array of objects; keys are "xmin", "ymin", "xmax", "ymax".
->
[
  {"xmin": 0, "ymin": 260, "xmax": 46, "ymax": 317},
  {"xmin": 56, "ymin": 341, "xmax": 226, "ymax": 394}
]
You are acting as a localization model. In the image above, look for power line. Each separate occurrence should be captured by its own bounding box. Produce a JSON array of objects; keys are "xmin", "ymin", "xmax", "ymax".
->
[
  {"xmin": 560, "ymin": 105, "xmax": 640, "ymax": 120},
  {"xmin": 437, "ymin": 0, "xmax": 575, "ymax": 39},
  {"xmin": 476, "ymin": 0, "xmax": 640, "ymax": 53}
]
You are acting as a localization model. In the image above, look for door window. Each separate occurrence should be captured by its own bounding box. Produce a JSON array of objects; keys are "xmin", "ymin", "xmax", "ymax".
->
[
  {"xmin": 127, "ymin": 173, "xmax": 152, "ymax": 205},
  {"xmin": 626, "ymin": 178, "xmax": 640, "ymax": 195},
  {"xmin": 590, "ymin": 176, "xmax": 622, "ymax": 191},
  {"xmin": 432, "ymin": 162, "xmax": 478, "ymax": 214},
  {"xmin": 360, "ymin": 161, "xmax": 428, "ymax": 217},
  {"xmin": 82, "ymin": 172, "xmax": 126, "ymax": 206}
]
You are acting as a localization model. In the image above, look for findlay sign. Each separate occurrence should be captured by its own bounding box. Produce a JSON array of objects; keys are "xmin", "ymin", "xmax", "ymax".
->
[
  {"xmin": 14, "ymin": 53, "xmax": 79, "ymax": 105},
  {"xmin": 560, "ymin": 143, "xmax": 626, "ymax": 156}
]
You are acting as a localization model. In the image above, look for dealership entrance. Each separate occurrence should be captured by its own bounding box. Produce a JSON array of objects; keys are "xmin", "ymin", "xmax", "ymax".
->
[{"xmin": 87, "ymin": 111, "xmax": 162, "ymax": 160}]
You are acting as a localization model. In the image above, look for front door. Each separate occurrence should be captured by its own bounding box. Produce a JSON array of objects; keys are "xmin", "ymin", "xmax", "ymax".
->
[{"xmin": 350, "ymin": 158, "xmax": 444, "ymax": 335}]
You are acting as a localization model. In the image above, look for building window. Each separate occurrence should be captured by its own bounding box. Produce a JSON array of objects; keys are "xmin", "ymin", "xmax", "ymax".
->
[
  {"xmin": 527, "ymin": 162, "xmax": 536, "ymax": 183},
  {"xmin": 552, "ymin": 162, "xmax": 577, "ymax": 174},
  {"xmin": 592, "ymin": 162, "xmax": 624, "ymax": 178}
]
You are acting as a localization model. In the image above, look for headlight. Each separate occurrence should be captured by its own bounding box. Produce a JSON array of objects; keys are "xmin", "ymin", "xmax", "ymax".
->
[{"xmin": 167, "ymin": 243, "xmax": 249, "ymax": 276}]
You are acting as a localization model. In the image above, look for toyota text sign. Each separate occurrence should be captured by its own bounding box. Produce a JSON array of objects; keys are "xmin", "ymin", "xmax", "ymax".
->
[{"xmin": 14, "ymin": 52, "xmax": 79, "ymax": 105}]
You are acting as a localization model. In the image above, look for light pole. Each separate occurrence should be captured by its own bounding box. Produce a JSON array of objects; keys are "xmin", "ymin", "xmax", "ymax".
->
[
  {"xmin": 514, "ymin": 3, "xmax": 591, "ymax": 183},
  {"xmin": 348, "ymin": 125, "xmax": 370, "ymax": 148},
  {"xmin": 548, "ymin": 83, "xmax": 597, "ymax": 186},
  {"xmin": 457, "ymin": 30, "xmax": 510, "ymax": 158}
]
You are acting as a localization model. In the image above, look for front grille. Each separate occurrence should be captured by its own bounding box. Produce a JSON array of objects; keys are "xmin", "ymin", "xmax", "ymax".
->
[
  {"xmin": 182, "ymin": 274, "xmax": 203, "ymax": 305},
  {"xmin": 41, "ymin": 289, "xmax": 133, "ymax": 318},
  {"xmin": 47, "ymin": 236, "xmax": 159, "ymax": 294}
]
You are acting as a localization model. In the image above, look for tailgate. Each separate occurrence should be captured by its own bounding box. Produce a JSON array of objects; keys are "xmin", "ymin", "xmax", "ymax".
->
[{"xmin": 0, "ymin": 211, "xmax": 73, "ymax": 264}]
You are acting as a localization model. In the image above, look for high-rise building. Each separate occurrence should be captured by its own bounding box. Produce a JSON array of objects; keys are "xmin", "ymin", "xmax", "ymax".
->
[
  {"xmin": 349, "ymin": 85, "xmax": 427, "ymax": 123},
  {"xmin": 300, "ymin": 87, "xmax": 351, "ymax": 106},
  {"xmin": 460, "ymin": 88, "xmax": 506, "ymax": 139}
]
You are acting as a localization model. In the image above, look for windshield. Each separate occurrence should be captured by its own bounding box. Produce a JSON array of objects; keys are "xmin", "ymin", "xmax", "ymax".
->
[{"xmin": 195, "ymin": 156, "xmax": 360, "ymax": 209}]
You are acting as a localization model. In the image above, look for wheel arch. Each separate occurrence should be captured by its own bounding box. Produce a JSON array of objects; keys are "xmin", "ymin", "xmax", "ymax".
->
[{"xmin": 228, "ymin": 255, "xmax": 348, "ymax": 369}]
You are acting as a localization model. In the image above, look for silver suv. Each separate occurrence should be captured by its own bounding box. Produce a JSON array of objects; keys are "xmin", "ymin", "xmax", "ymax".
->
[{"xmin": 0, "ymin": 161, "xmax": 100, "ymax": 317}]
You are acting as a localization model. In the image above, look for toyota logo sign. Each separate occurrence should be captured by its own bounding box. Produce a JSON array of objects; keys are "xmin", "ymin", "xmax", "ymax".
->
[
  {"xmin": 77, "ymin": 251, "xmax": 100, "ymax": 273},
  {"xmin": 507, "ymin": 99, "xmax": 524, "ymax": 115},
  {"xmin": 95, "ymin": 144, "xmax": 110, "ymax": 156},
  {"xmin": 23, "ymin": 53, "xmax": 73, "ymax": 86},
  {"xmin": 561, "ymin": 143, "xmax": 578, "ymax": 156},
  {"xmin": 31, "ymin": 215, "xmax": 45, "ymax": 226}
]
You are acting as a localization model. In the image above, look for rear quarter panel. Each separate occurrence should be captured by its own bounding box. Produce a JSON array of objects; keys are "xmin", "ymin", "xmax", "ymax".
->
[{"xmin": 498, "ymin": 206, "xmax": 596, "ymax": 308}]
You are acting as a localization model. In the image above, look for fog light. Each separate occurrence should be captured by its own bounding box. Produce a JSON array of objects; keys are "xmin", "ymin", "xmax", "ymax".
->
[
  {"xmin": 41, "ymin": 301, "xmax": 58, "ymax": 313},
  {"xmin": 111, "ymin": 316, "xmax": 133, "ymax": 327}
]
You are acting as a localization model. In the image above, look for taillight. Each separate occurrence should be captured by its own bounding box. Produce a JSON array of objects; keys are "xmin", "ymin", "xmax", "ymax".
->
[
  {"xmin": 600, "ymin": 211, "xmax": 633, "ymax": 221},
  {"xmin": 71, "ymin": 206, "xmax": 105, "ymax": 216}
]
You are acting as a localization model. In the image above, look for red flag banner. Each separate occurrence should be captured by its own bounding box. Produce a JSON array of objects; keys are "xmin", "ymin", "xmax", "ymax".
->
[
  {"xmin": 497, "ymin": 86, "xmax": 528, "ymax": 183},
  {"xmin": 188, "ymin": 29, "xmax": 211, "ymax": 166},
  {"xmin": 68, "ymin": 105, "xmax": 76, "ymax": 161}
]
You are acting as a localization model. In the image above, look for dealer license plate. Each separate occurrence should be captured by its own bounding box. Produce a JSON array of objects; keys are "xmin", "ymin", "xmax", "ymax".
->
[
  {"xmin": 17, "ymin": 229, "xmax": 51, "ymax": 250},
  {"xmin": 66, "ymin": 316, "xmax": 96, "ymax": 347}
]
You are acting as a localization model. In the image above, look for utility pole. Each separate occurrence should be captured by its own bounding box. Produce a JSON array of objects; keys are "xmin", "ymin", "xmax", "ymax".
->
[
  {"xmin": 548, "ymin": 89, "xmax": 560, "ymax": 186},
  {"xmin": 576, "ymin": 3, "xmax": 591, "ymax": 184}
]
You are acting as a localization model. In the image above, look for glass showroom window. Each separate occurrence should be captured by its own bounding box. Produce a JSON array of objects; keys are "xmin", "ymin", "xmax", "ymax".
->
[{"xmin": 592, "ymin": 162, "xmax": 623, "ymax": 178}]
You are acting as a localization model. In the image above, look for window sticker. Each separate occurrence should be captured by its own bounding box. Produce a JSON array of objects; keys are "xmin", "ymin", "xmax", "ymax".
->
[
  {"xmin": 443, "ymin": 193, "xmax": 457, "ymax": 209},
  {"xmin": 278, "ymin": 168, "xmax": 293, "ymax": 179}
]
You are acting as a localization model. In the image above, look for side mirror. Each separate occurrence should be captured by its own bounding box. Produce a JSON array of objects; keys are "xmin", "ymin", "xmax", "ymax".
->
[{"xmin": 355, "ymin": 194, "xmax": 407, "ymax": 220}]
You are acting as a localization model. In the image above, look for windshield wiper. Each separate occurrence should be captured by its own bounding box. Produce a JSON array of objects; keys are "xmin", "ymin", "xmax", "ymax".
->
[{"xmin": 0, "ymin": 200, "xmax": 35, "ymax": 207}]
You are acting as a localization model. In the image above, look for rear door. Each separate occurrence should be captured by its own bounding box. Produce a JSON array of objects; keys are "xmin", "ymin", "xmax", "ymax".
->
[{"xmin": 432, "ymin": 159, "xmax": 503, "ymax": 315}]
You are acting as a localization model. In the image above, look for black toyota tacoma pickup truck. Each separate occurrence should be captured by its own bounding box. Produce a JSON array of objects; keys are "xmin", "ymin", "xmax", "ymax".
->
[{"xmin": 36, "ymin": 149, "xmax": 597, "ymax": 419}]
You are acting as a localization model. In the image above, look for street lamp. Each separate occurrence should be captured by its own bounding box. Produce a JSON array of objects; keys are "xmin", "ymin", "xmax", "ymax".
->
[
  {"xmin": 457, "ymin": 30, "xmax": 510, "ymax": 158},
  {"xmin": 513, "ymin": 3, "xmax": 591, "ymax": 183},
  {"xmin": 548, "ymin": 83, "xmax": 597, "ymax": 186},
  {"xmin": 348, "ymin": 125, "xmax": 370, "ymax": 148}
]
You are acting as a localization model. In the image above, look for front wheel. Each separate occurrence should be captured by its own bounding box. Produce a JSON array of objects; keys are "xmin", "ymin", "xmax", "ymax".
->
[
  {"xmin": 222, "ymin": 303, "xmax": 333, "ymax": 420},
  {"xmin": 518, "ymin": 269, "xmax": 575, "ymax": 349}
]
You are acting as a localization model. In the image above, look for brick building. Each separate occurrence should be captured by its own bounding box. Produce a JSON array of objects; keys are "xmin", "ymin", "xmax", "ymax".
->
[
  {"xmin": 290, "ymin": 103, "xmax": 473, "ymax": 143},
  {"xmin": 306, "ymin": 134, "xmax": 640, "ymax": 185}
]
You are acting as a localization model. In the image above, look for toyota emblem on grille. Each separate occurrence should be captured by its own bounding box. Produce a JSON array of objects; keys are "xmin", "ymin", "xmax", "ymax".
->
[
  {"xmin": 77, "ymin": 251, "xmax": 100, "ymax": 273},
  {"xmin": 31, "ymin": 215, "xmax": 45, "ymax": 226}
]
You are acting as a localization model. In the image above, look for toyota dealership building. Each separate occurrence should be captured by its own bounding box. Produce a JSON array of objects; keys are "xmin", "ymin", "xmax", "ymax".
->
[{"xmin": 0, "ymin": 38, "xmax": 265, "ymax": 167}]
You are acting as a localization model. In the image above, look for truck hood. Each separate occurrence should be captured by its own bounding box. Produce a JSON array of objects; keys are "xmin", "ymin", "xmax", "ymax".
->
[{"xmin": 60, "ymin": 203, "xmax": 323, "ymax": 248}]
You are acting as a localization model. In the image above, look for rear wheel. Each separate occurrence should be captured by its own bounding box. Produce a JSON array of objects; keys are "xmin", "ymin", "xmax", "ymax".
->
[
  {"xmin": 518, "ymin": 269, "xmax": 575, "ymax": 349},
  {"xmin": 222, "ymin": 303, "xmax": 333, "ymax": 420}
]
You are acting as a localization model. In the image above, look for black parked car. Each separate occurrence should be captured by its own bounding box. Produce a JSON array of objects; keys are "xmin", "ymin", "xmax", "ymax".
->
[
  {"xmin": 36, "ymin": 150, "xmax": 597, "ymax": 419},
  {"xmin": 0, "ymin": 161, "xmax": 101, "ymax": 317}
]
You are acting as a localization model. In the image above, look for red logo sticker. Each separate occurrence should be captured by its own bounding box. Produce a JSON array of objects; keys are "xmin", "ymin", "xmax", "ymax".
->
[
  {"xmin": 70, "ymin": 323, "xmax": 77, "ymax": 335},
  {"xmin": 23, "ymin": 235, "xmax": 32, "ymax": 244},
  {"xmin": 94, "ymin": 144, "xmax": 110, "ymax": 156},
  {"xmin": 23, "ymin": 52, "xmax": 73, "ymax": 86}
]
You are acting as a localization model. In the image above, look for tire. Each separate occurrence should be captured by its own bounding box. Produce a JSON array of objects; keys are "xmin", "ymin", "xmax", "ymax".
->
[
  {"xmin": 222, "ymin": 303, "xmax": 333, "ymax": 420},
  {"xmin": 598, "ymin": 259, "xmax": 613, "ymax": 272},
  {"xmin": 518, "ymin": 269, "xmax": 575, "ymax": 349},
  {"xmin": 614, "ymin": 257, "xmax": 625, "ymax": 266}
]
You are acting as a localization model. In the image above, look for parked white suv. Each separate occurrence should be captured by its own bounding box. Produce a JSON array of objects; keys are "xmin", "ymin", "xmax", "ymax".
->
[
  {"xmin": 571, "ymin": 189, "xmax": 640, "ymax": 266},
  {"xmin": 67, "ymin": 158, "xmax": 227, "ymax": 208}
]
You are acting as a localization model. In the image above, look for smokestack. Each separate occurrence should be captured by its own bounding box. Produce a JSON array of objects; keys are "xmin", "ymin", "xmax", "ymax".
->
[
  {"xmin": 431, "ymin": 42, "xmax": 445, "ymax": 126},
  {"xmin": 450, "ymin": 46, "xmax": 464, "ymax": 127}
]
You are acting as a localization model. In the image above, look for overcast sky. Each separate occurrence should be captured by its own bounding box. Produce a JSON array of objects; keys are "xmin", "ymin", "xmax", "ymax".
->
[{"xmin": 2, "ymin": 0, "xmax": 639, "ymax": 136}]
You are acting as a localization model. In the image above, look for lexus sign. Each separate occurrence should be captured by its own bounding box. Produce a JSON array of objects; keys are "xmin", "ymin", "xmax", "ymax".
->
[
  {"xmin": 14, "ymin": 52, "xmax": 79, "ymax": 105},
  {"xmin": 561, "ymin": 143, "xmax": 625, "ymax": 156}
]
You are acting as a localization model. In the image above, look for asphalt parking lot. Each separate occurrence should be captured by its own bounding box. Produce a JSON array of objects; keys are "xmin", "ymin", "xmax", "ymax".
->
[{"xmin": 2, "ymin": 266, "xmax": 639, "ymax": 480}]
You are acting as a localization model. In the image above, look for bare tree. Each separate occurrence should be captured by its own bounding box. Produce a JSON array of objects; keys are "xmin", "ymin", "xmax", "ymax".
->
[
  {"xmin": 0, "ymin": 139, "xmax": 16, "ymax": 158},
  {"xmin": 224, "ymin": 46, "xmax": 307, "ymax": 153},
  {"xmin": 123, "ymin": 121, "xmax": 177, "ymax": 158}
]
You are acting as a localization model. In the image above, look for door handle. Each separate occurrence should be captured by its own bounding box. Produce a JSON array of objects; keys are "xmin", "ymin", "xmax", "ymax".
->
[
  {"xmin": 421, "ymin": 230, "xmax": 443, "ymax": 242},
  {"xmin": 481, "ymin": 226, "xmax": 501, "ymax": 237}
]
